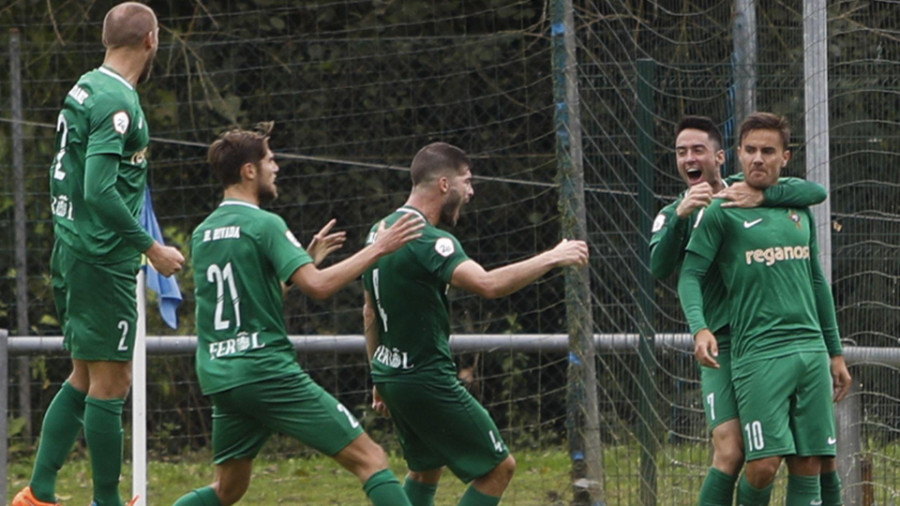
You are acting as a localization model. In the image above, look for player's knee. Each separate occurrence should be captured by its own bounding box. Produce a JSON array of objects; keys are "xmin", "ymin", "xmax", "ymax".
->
[
  {"xmin": 712, "ymin": 443, "xmax": 745, "ymax": 475},
  {"xmin": 336, "ymin": 434, "xmax": 390, "ymax": 479},
  {"xmin": 212, "ymin": 479, "xmax": 249, "ymax": 506},
  {"xmin": 494, "ymin": 454, "xmax": 516, "ymax": 484},
  {"xmin": 785, "ymin": 455, "xmax": 821, "ymax": 476},
  {"xmin": 746, "ymin": 458, "xmax": 780, "ymax": 487},
  {"xmin": 364, "ymin": 441, "xmax": 390, "ymax": 470}
]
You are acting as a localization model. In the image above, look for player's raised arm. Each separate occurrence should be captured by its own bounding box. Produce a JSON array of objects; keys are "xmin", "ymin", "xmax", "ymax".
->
[
  {"xmin": 450, "ymin": 238, "xmax": 588, "ymax": 299},
  {"xmin": 291, "ymin": 213, "xmax": 423, "ymax": 299}
]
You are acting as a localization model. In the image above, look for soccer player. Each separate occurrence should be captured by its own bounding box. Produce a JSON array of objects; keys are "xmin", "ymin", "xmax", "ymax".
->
[
  {"xmin": 649, "ymin": 115, "xmax": 831, "ymax": 505},
  {"xmin": 362, "ymin": 142, "xmax": 589, "ymax": 506},
  {"xmin": 677, "ymin": 112, "xmax": 852, "ymax": 505},
  {"xmin": 13, "ymin": 4, "xmax": 185, "ymax": 506},
  {"xmin": 174, "ymin": 123, "xmax": 422, "ymax": 506}
]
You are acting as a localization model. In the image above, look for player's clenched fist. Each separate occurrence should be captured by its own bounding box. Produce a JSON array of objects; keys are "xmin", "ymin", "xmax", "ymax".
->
[
  {"xmin": 676, "ymin": 181, "xmax": 713, "ymax": 219},
  {"xmin": 145, "ymin": 241, "xmax": 185, "ymax": 277},
  {"xmin": 550, "ymin": 238, "xmax": 589, "ymax": 267}
]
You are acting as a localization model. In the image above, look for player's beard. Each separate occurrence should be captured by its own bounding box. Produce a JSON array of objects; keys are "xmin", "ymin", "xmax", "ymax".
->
[
  {"xmin": 439, "ymin": 188, "xmax": 463, "ymax": 227},
  {"xmin": 137, "ymin": 48, "xmax": 157, "ymax": 85},
  {"xmin": 257, "ymin": 179, "xmax": 278, "ymax": 206}
]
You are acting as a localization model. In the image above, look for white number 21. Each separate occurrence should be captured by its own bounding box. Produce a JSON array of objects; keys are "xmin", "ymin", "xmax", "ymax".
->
[{"xmin": 207, "ymin": 262, "xmax": 241, "ymax": 331}]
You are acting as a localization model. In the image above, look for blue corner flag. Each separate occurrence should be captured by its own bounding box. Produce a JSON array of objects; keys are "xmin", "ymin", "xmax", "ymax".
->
[{"xmin": 140, "ymin": 186, "xmax": 183, "ymax": 329}]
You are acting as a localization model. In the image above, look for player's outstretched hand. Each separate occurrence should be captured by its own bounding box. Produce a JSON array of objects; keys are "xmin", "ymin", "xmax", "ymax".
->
[
  {"xmin": 676, "ymin": 182, "xmax": 714, "ymax": 219},
  {"xmin": 371, "ymin": 386, "xmax": 391, "ymax": 418},
  {"xmin": 307, "ymin": 218, "xmax": 347, "ymax": 266},
  {"xmin": 693, "ymin": 329, "xmax": 720, "ymax": 369},
  {"xmin": 830, "ymin": 355, "xmax": 852, "ymax": 402},
  {"xmin": 715, "ymin": 181, "xmax": 764, "ymax": 208},
  {"xmin": 146, "ymin": 241, "xmax": 185, "ymax": 277},
  {"xmin": 550, "ymin": 238, "xmax": 589, "ymax": 268},
  {"xmin": 372, "ymin": 213, "xmax": 425, "ymax": 254}
]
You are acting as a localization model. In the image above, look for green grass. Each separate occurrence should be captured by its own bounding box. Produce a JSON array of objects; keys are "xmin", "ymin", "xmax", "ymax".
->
[
  {"xmin": 7, "ymin": 449, "xmax": 573, "ymax": 505},
  {"xmin": 9, "ymin": 442, "xmax": 900, "ymax": 504}
]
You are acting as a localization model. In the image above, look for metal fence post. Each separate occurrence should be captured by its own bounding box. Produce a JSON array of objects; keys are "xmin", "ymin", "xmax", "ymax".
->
[
  {"xmin": 636, "ymin": 57, "xmax": 660, "ymax": 506},
  {"xmin": 552, "ymin": 0, "xmax": 603, "ymax": 502},
  {"xmin": 1, "ymin": 329, "xmax": 9, "ymax": 502}
]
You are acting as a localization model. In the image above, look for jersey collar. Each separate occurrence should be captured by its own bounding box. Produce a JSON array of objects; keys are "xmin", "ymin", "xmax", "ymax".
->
[
  {"xmin": 220, "ymin": 198, "xmax": 259, "ymax": 210},
  {"xmin": 98, "ymin": 66, "xmax": 135, "ymax": 91},
  {"xmin": 398, "ymin": 205, "xmax": 427, "ymax": 222}
]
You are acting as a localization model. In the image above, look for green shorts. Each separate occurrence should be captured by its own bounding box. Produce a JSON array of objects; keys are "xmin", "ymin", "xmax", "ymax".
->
[
  {"xmin": 52, "ymin": 240, "xmax": 141, "ymax": 361},
  {"xmin": 377, "ymin": 377, "xmax": 509, "ymax": 483},
  {"xmin": 733, "ymin": 351, "xmax": 836, "ymax": 461},
  {"xmin": 700, "ymin": 344, "xmax": 739, "ymax": 431},
  {"xmin": 210, "ymin": 373, "xmax": 364, "ymax": 465}
]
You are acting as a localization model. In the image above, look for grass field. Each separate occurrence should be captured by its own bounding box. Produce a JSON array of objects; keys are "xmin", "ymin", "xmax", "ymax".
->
[
  {"xmin": 8, "ymin": 443, "xmax": 900, "ymax": 504},
  {"xmin": 7, "ymin": 449, "xmax": 574, "ymax": 505}
]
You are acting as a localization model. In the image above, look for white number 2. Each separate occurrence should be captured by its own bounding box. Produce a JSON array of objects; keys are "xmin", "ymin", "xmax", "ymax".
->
[
  {"xmin": 207, "ymin": 262, "xmax": 241, "ymax": 331},
  {"xmin": 52, "ymin": 113, "xmax": 69, "ymax": 181},
  {"xmin": 117, "ymin": 320, "xmax": 129, "ymax": 351}
]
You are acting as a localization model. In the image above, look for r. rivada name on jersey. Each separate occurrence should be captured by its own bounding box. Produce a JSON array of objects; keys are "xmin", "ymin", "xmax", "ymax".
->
[{"xmin": 203, "ymin": 226, "xmax": 241, "ymax": 242}]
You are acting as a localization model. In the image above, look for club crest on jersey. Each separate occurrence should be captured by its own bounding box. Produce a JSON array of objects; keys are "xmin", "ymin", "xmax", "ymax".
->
[
  {"xmin": 113, "ymin": 111, "xmax": 130, "ymax": 134},
  {"xmin": 435, "ymin": 237, "xmax": 455, "ymax": 257},
  {"xmin": 789, "ymin": 210, "xmax": 802, "ymax": 229},
  {"xmin": 651, "ymin": 213, "xmax": 665, "ymax": 233}
]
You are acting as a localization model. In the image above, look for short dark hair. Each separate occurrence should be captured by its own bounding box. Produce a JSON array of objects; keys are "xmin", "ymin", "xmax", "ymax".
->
[
  {"xmin": 102, "ymin": 2, "xmax": 157, "ymax": 49},
  {"xmin": 208, "ymin": 122, "xmax": 274, "ymax": 188},
  {"xmin": 739, "ymin": 112, "xmax": 790, "ymax": 150},
  {"xmin": 675, "ymin": 116, "xmax": 723, "ymax": 150},
  {"xmin": 410, "ymin": 142, "xmax": 471, "ymax": 186}
]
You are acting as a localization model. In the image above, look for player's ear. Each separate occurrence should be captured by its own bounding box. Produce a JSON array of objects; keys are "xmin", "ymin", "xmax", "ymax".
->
[
  {"xmin": 782, "ymin": 149, "xmax": 791, "ymax": 167},
  {"xmin": 241, "ymin": 161, "xmax": 258, "ymax": 182},
  {"xmin": 715, "ymin": 148, "xmax": 726, "ymax": 167},
  {"xmin": 438, "ymin": 175, "xmax": 450, "ymax": 194}
]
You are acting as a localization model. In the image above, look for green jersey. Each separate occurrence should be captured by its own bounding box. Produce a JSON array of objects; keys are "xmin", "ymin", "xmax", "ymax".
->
[
  {"xmin": 50, "ymin": 66, "xmax": 154, "ymax": 263},
  {"xmin": 363, "ymin": 206, "xmax": 470, "ymax": 383},
  {"xmin": 650, "ymin": 194, "xmax": 731, "ymax": 344},
  {"xmin": 680, "ymin": 201, "xmax": 830, "ymax": 363},
  {"xmin": 649, "ymin": 176, "xmax": 828, "ymax": 350},
  {"xmin": 191, "ymin": 199, "xmax": 313, "ymax": 395}
]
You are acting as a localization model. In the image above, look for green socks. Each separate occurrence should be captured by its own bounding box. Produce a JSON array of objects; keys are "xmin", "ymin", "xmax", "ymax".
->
[
  {"xmin": 820, "ymin": 470, "xmax": 843, "ymax": 506},
  {"xmin": 458, "ymin": 486, "xmax": 501, "ymax": 506},
  {"xmin": 787, "ymin": 474, "xmax": 821, "ymax": 506},
  {"xmin": 737, "ymin": 474, "xmax": 773, "ymax": 506},
  {"xmin": 364, "ymin": 468, "xmax": 412, "ymax": 506},
  {"xmin": 404, "ymin": 477, "xmax": 438, "ymax": 506},
  {"xmin": 173, "ymin": 486, "xmax": 223, "ymax": 506},
  {"xmin": 84, "ymin": 396, "xmax": 125, "ymax": 506},
  {"xmin": 30, "ymin": 381, "xmax": 87, "ymax": 502},
  {"xmin": 699, "ymin": 467, "xmax": 738, "ymax": 505}
]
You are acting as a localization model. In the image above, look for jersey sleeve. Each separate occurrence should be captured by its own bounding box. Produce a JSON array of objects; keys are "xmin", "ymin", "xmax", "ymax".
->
[
  {"xmin": 264, "ymin": 215, "xmax": 314, "ymax": 282},
  {"xmin": 804, "ymin": 209, "xmax": 843, "ymax": 356},
  {"xmin": 83, "ymin": 153, "xmax": 154, "ymax": 253},
  {"xmin": 649, "ymin": 197, "xmax": 689, "ymax": 278},
  {"xmin": 417, "ymin": 230, "xmax": 470, "ymax": 284},
  {"xmin": 763, "ymin": 178, "xmax": 828, "ymax": 208},
  {"xmin": 678, "ymin": 251, "xmax": 713, "ymax": 336},
  {"xmin": 85, "ymin": 89, "xmax": 131, "ymax": 158}
]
